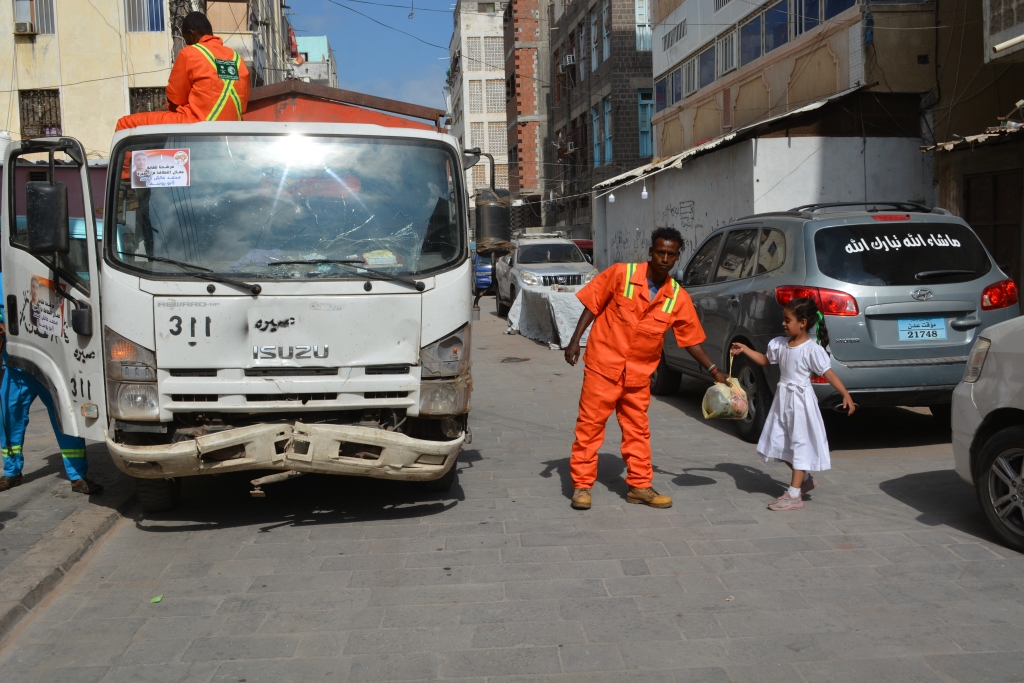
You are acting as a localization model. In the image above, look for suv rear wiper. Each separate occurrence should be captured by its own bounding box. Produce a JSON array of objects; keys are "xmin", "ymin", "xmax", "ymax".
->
[
  {"xmin": 273, "ymin": 259, "xmax": 426, "ymax": 292},
  {"xmin": 120, "ymin": 253, "xmax": 262, "ymax": 295},
  {"xmin": 915, "ymin": 269, "xmax": 976, "ymax": 280}
]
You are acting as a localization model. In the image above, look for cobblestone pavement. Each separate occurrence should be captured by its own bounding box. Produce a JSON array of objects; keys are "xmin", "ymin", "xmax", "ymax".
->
[{"xmin": 1, "ymin": 309, "xmax": 1022, "ymax": 682}]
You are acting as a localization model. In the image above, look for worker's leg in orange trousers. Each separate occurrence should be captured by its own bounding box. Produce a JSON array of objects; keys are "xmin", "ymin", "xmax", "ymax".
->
[
  {"xmin": 115, "ymin": 111, "xmax": 193, "ymax": 131},
  {"xmin": 570, "ymin": 369, "xmax": 654, "ymax": 489}
]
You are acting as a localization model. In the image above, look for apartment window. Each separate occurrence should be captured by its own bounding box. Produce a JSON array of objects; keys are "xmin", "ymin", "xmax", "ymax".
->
[
  {"xmin": 471, "ymin": 121, "xmax": 485, "ymax": 149},
  {"xmin": 824, "ymin": 0, "xmax": 856, "ymax": 20},
  {"xmin": 484, "ymin": 36, "xmax": 503, "ymax": 70},
  {"xmin": 577, "ymin": 23, "xmax": 588, "ymax": 81},
  {"xmin": 125, "ymin": 0, "xmax": 166, "ymax": 33},
  {"xmin": 487, "ymin": 121, "xmax": 505, "ymax": 154},
  {"xmin": 130, "ymin": 87, "xmax": 167, "ymax": 113},
  {"xmin": 469, "ymin": 80, "xmax": 483, "ymax": 113},
  {"xmin": 638, "ymin": 90, "xmax": 653, "ymax": 158},
  {"xmin": 635, "ymin": 0, "xmax": 652, "ymax": 51},
  {"xmin": 486, "ymin": 80, "xmax": 504, "ymax": 112},
  {"xmin": 590, "ymin": 9, "xmax": 599, "ymax": 70},
  {"xmin": 655, "ymin": 77, "xmax": 667, "ymax": 112},
  {"xmin": 717, "ymin": 31, "xmax": 736, "ymax": 76},
  {"xmin": 19, "ymin": 89, "xmax": 61, "ymax": 139},
  {"xmin": 699, "ymin": 45, "xmax": 716, "ymax": 89},
  {"xmin": 714, "ymin": 0, "xmax": 731, "ymax": 10},
  {"xmin": 603, "ymin": 97, "xmax": 613, "ymax": 164},
  {"xmin": 602, "ymin": 0, "xmax": 611, "ymax": 59},
  {"xmin": 669, "ymin": 68, "xmax": 682, "ymax": 104},
  {"xmin": 764, "ymin": 1, "xmax": 789, "ymax": 54},
  {"xmin": 796, "ymin": 0, "xmax": 820, "ymax": 35},
  {"xmin": 591, "ymin": 105, "xmax": 601, "ymax": 168},
  {"xmin": 466, "ymin": 37, "xmax": 482, "ymax": 70},
  {"xmin": 683, "ymin": 58, "xmax": 697, "ymax": 96},
  {"xmin": 740, "ymin": 14, "xmax": 762, "ymax": 66},
  {"xmin": 478, "ymin": 2, "xmax": 496, "ymax": 13},
  {"xmin": 494, "ymin": 164, "xmax": 508, "ymax": 190},
  {"xmin": 663, "ymin": 20, "xmax": 687, "ymax": 51},
  {"xmin": 472, "ymin": 165, "xmax": 487, "ymax": 188},
  {"xmin": 14, "ymin": 0, "xmax": 55, "ymax": 34}
]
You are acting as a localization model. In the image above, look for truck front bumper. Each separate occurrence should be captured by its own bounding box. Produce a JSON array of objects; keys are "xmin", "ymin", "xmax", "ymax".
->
[{"xmin": 106, "ymin": 421, "xmax": 464, "ymax": 481}]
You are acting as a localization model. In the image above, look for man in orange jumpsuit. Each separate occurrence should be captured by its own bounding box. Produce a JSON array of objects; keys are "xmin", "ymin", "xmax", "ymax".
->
[
  {"xmin": 564, "ymin": 227, "xmax": 729, "ymax": 510},
  {"xmin": 115, "ymin": 12, "xmax": 250, "ymax": 131}
]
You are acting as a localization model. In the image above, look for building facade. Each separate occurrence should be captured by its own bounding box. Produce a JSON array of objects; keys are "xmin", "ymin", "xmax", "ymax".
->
[
  {"xmin": 547, "ymin": 0, "xmax": 654, "ymax": 236},
  {"xmin": 503, "ymin": 0, "xmax": 550, "ymax": 228},
  {"xmin": 448, "ymin": 0, "xmax": 510, "ymax": 205},
  {"xmin": 294, "ymin": 36, "xmax": 339, "ymax": 88},
  {"xmin": 1, "ymin": 0, "xmax": 293, "ymax": 159},
  {"xmin": 207, "ymin": 0, "xmax": 295, "ymax": 88}
]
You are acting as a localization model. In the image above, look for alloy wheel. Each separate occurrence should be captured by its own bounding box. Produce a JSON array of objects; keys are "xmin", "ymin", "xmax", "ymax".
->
[{"xmin": 987, "ymin": 448, "xmax": 1024, "ymax": 538}]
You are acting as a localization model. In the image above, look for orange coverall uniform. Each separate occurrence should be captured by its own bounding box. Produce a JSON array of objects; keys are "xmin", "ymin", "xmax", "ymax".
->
[
  {"xmin": 115, "ymin": 35, "xmax": 250, "ymax": 131},
  {"xmin": 571, "ymin": 261, "xmax": 706, "ymax": 489}
]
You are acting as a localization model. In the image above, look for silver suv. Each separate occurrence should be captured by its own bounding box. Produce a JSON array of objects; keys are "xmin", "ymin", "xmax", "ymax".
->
[
  {"xmin": 493, "ymin": 233, "xmax": 597, "ymax": 316},
  {"xmin": 652, "ymin": 202, "xmax": 1020, "ymax": 442}
]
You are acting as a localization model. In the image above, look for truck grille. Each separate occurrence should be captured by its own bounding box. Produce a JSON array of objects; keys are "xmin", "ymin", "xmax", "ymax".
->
[
  {"xmin": 365, "ymin": 365, "xmax": 411, "ymax": 375},
  {"xmin": 246, "ymin": 393, "xmax": 338, "ymax": 402},
  {"xmin": 541, "ymin": 274, "xmax": 582, "ymax": 286},
  {"xmin": 245, "ymin": 368, "xmax": 338, "ymax": 377},
  {"xmin": 171, "ymin": 394, "xmax": 218, "ymax": 402},
  {"xmin": 169, "ymin": 369, "xmax": 218, "ymax": 377},
  {"xmin": 364, "ymin": 391, "xmax": 410, "ymax": 399}
]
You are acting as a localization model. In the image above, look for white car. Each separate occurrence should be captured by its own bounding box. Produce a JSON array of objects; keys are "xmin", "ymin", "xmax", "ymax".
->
[
  {"xmin": 952, "ymin": 314, "xmax": 1024, "ymax": 551},
  {"xmin": 493, "ymin": 235, "xmax": 597, "ymax": 316}
]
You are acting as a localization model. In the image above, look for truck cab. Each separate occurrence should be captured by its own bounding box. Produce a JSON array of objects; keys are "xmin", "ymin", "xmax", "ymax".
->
[{"xmin": 2, "ymin": 121, "xmax": 472, "ymax": 511}]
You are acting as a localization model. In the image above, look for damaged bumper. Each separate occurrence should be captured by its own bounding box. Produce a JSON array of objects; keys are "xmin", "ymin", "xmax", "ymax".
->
[{"xmin": 106, "ymin": 421, "xmax": 464, "ymax": 480}]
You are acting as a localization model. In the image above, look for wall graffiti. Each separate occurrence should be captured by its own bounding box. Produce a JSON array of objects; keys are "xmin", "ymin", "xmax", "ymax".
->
[{"xmin": 607, "ymin": 196, "xmax": 736, "ymax": 269}]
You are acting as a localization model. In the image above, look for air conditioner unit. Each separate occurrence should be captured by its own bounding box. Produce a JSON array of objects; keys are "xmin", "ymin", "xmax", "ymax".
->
[
  {"xmin": 566, "ymin": 141, "xmax": 577, "ymax": 152},
  {"xmin": 562, "ymin": 54, "xmax": 576, "ymax": 66},
  {"xmin": 13, "ymin": 22, "xmax": 36, "ymax": 35}
]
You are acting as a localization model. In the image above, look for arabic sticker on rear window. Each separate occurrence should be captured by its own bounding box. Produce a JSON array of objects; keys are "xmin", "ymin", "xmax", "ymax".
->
[{"xmin": 131, "ymin": 149, "xmax": 190, "ymax": 189}]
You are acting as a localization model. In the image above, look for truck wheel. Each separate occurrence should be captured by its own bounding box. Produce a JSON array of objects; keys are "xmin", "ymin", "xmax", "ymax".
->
[
  {"xmin": 421, "ymin": 462, "xmax": 458, "ymax": 492},
  {"xmin": 733, "ymin": 354, "xmax": 770, "ymax": 444},
  {"xmin": 136, "ymin": 477, "xmax": 182, "ymax": 513},
  {"xmin": 650, "ymin": 353, "xmax": 681, "ymax": 396},
  {"xmin": 975, "ymin": 425, "xmax": 1024, "ymax": 553}
]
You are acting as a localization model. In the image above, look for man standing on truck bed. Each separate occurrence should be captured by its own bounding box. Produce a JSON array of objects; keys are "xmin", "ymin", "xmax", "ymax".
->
[
  {"xmin": 115, "ymin": 12, "xmax": 251, "ymax": 130},
  {"xmin": 563, "ymin": 227, "xmax": 729, "ymax": 510}
]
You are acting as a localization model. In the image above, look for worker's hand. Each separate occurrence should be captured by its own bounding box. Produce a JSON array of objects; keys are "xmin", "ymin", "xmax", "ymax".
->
[
  {"xmin": 564, "ymin": 340, "xmax": 581, "ymax": 366},
  {"xmin": 841, "ymin": 394, "xmax": 856, "ymax": 416},
  {"xmin": 0, "ymin": 322, "xmax": 6, "ymax": 336},
  {"xmin": 712, "ymin": 369, "xmax": 730, "ymax": 384},
  {"xmin": 730, "ymin": 342, "xmax": 748, "ymax": 356}
]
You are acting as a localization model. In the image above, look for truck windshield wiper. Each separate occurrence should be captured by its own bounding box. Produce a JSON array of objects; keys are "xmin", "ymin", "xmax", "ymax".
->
[
  {"xmin": 120, "ymin": 253, "xmax": 262, "ymax": 295},
  {"xmin": 272, "ymin": 259, "xmax": 426, "ymax": 292},
  {"xmin": 915, "ymin": 269, "xmax": 976, "ymax": 280}
]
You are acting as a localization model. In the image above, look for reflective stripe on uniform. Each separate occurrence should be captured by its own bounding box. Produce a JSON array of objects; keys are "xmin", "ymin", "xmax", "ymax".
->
[
  {"xmin": 192, "ymin": 44, "xmax": 244, "ymax": 121},
  {"xmin": 61, "ymin": 448, "xmax": 87, "ymax": 459},
  {"xmin": 2, "ymin": 445, "xmax": 23, "ymax": 457},
  {"xmin": 623, "ymin": 263, "xmax": 637, "ymax": 299},
  {"xmin": 662, "ymin": 279, "xmax": 681, "ymax": 313}
]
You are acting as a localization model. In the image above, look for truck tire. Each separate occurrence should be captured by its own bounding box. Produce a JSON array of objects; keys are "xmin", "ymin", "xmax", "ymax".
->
[
  {"xmin": 650, "ymin": 353, "xmax": 681, "ymax": 396},
  {"xmin": 733, "ymin": 354, "xmax": 770, "ymax": 444},
  {"xmin": 421, "ymin": 462, "xmax": 458, "ymax": 492},
  {"xmin": 136, "ymin": 477, "xmax": 182, "ymax": 513},
  {"xmin": 975, "ymin": 425, "xmax": 1024, "ymax": 553}
]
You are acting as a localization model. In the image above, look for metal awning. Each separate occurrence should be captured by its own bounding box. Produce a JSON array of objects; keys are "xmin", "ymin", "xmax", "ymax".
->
[
  {"xmin": 921, "ymin": 124, "xmax": 1024, "ymax": 153},
  {"xmin": 594, "ymin": 84, "xmax": 865, "ymax": 193}
]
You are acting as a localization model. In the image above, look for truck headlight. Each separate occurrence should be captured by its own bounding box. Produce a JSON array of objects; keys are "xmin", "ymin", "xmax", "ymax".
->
[
  {"xmin": 419, "ymin": 374, "xmax": 472, "ymax": 416},
  {"xmin": 583, "ymin": 268, "xmax": 598, "ymax": 283},
  {"xmin": 420, "ymin": 324, "xmax": 472, "ymax": 378},
  {"xmin": 109, "ymin": 382, "xmax": 160, "ymax": 420},
  {"xmin": 520, "ymin": 271, "xmax": 540, "ymax": 286},
  {"xmin": 963, "ymin": 337, "xmax": 991, "ymax": 383},
  {"xmin": 104, "ymin": 327, "xmax": 156, "ymax": 381}
]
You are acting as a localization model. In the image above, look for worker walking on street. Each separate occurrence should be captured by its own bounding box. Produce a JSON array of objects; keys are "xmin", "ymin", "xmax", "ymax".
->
[
  {"xmin": 115, "ymin": 12, "xmax": 250, "ymax": 131},
  {"xmin": 563, "ymin": 227, "xmax": 728, "ymax": 510}
]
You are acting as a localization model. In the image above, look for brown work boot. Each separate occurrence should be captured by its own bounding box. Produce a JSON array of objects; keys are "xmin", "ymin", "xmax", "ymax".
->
[
  {"xmin": 70, "ymin": 478, "xmax": 104, "ymax": 495},
  {"xmin": 571, "ymin": 488, "xmax": 592, "ymax": 510},
  {"xmin": 626, "ymin": 486, "xmax": 672, "ymax": 509},
  {"xmin": 0, "ymin": 475, "xmax": 22, "ymax": 492}
]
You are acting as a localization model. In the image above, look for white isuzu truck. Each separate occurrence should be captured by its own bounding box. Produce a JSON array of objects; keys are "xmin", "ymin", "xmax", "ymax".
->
[{"xmin": 2, "ymin": 122, "xmax": 472, "ymax": 511}]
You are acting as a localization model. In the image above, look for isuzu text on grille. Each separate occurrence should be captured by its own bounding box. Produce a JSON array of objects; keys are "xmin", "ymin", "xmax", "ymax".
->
[{"xmin": 252, "ymin": 345, "xmax": 329, "ymax": 359}]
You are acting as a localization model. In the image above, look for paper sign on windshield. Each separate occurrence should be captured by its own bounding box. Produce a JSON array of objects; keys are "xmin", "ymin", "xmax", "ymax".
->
[{"xmin": 131, "ymin": 149, "xmax": 190, "ymax": 189}]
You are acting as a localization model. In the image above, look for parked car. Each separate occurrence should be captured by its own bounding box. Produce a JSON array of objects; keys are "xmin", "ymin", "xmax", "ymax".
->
[
  {"xmin": 573, "ymin": 239, "xmax": 594, "ymax": 263},
  {"xmin": 652, "ymin": 202, "xmax": 1020, "ymax": 443},
  {"xmin": 493, "ymin": 233, "xmax": 598, "ymax": 316},
  {"xmin": 952, "ymin": 317, "xmax": 1024, "ymax": 551},
  {"xmin": 473, "ymin": 252, "xmax": 493, "ymax": 295}
]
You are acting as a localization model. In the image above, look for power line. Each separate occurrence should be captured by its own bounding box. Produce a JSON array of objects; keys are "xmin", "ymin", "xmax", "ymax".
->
[{"xmin": 324, "ymin": 0, "xmax": 450, "ymax": 49}]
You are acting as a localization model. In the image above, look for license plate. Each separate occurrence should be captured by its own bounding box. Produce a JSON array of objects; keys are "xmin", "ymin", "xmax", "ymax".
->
[{"xmin": 898, "ymin": 317, "xmax": 946, "ymax": 341}]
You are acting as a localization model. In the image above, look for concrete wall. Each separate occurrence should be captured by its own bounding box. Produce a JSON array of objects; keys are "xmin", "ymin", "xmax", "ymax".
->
[{"xmin": 594, "ymin": 136, "xmax": 934, "ymax": 270}]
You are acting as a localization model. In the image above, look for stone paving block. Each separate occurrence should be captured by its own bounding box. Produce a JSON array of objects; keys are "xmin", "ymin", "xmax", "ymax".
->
[
  {"xmin": 181, "ymin": 634, "xmax": 301, "ymax": 661},
  {"xmin": 458, "ymin": 599, "xmax": 561, "ymax": 624},
  {"xmin": 925, "ymin": 650, "xmax": 1024, "ymax": 683},
  {"xmin": 814, "ymin": 627, "xmax": 960, "ymax": 659},
  {"xmin": 258, "ymin": 607, "xmax": 383, "ymax": 633},
  {"xmin": 795, "ymin": 657, "xmax": 945, "ymax": 683},
  {"xmin": 366, "ymin": 582, "xmax": 503, "ymax": 606},
  {"xmin": 382, "ymin": 603, "xmax": 460, "ymax": 629},
  {"xmin": 347, "ymin": 651, "xmax": 438, "ymax": 682},
  {"xmin": 471, "ymin": 619, "xmax": 586, "ymax": 648},
  {"xmin": 439, "ymin": 646, "xmax": 561, "ymax": 678},
  {"xmin": 619, "ymin": 639, "xmax": 728, "ymax": 670},
  {"xmin": 557, "ymin": 643, "xmax": 625, "ymax": 673},
  {"xmin": 211, "ymin": 657, "xmax": 350, "ymax": 683},
  {"xmin": 503, "ymin": 578, "xmax": 607, "ymax": 601},
  {"xmin": 713, "ymin": 607, "xmax": 845, "ymax": 638},
  {"xmin": 119, "ymin": 638, "xmax": 191, "ymax": 665},
  {"xmin": 103, "ymin": 662, "xmax": 219, "ymax": 683}
]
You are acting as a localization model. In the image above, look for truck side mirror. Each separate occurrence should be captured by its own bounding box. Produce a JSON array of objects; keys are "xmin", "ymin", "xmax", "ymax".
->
[
  {"xmin": 463, "ymin": 147, "xmax": 481, "ymax": 170},
  {"xmin": 26, "ymin": 181, "xmax": 70, "ymax": 255},
  {"xmin": 71, "ymin": 302, "xmax": 93, "ymax": 337}
]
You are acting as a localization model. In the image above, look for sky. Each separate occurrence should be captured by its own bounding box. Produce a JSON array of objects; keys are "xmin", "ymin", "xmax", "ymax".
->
[{"xmin": 294, "ymin": 0, "xmax": 457, "ymax": 111}]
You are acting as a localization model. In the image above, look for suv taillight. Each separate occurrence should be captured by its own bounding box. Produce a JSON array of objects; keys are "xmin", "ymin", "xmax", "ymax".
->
[
  {"xmin": 981, "ymin": 279, "xmax": 1019, "ymax": 311},
  {"xmin": 775, "ymin": 286, "xmax": 859, "ymax": 316}
]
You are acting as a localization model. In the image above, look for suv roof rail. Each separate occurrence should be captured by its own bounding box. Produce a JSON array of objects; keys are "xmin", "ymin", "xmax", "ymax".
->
[
  {"xmin": 512, "ymin": 230, "xmax": 568, "ymax": 240},
  {"xmin": 790, "ymin": 201, "xmax": 941, "ymax": 214}
]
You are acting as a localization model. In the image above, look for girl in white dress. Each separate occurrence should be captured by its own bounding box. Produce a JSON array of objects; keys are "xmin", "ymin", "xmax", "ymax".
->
[{"xmin": 730, "ymin": 297, "xmax": 855, "ymax": 511}]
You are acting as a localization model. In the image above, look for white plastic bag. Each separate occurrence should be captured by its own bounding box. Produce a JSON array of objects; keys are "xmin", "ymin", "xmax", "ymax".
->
[{"xmin": 701, "ymin": 357, "xmax": 749, "ymax": 420}]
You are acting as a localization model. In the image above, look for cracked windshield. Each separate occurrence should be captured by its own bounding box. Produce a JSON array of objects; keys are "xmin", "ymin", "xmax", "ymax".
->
[{"xmin": 112, "ymin": 134, "xmax": 463, "ymax": 278}]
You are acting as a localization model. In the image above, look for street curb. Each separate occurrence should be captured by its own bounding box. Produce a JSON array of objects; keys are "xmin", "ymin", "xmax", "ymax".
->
[{"xmin": 0, "ymin": 492, "xmax": 134, "ymax": 644}]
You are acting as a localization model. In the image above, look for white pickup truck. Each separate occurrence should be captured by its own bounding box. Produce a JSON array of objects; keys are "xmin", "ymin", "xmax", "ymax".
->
[{"xmin": 2, "ymin": 122, "xmax": 472, "ymax": 511}]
